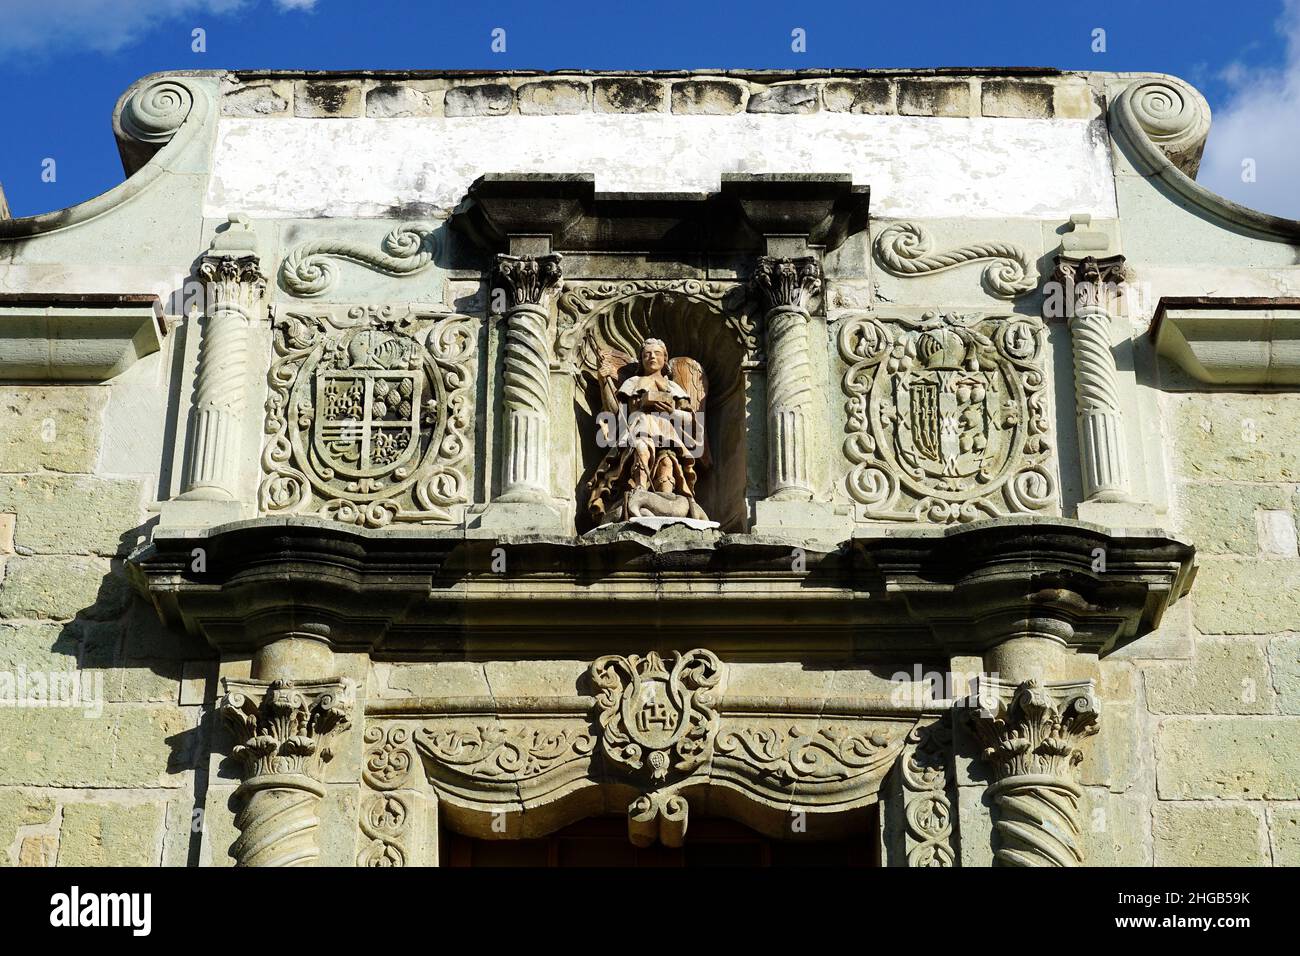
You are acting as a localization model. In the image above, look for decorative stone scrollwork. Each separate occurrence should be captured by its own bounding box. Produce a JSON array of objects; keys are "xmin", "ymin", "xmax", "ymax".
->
[
  {"xmin": 900, "ymin": 718, "xmax": 954, "ymax": 867},
  {"xmin": 280, "ymin": 225, "xmax": 438, "ymax": 298},
  {"xmin": 259, "ymin": 304, "xmax": 473, "ymax": 526},
  {"xmin": 591, "ymin": 648, "xmax": 722, "ymax": 781},
  {"xmin": 874, "ymin": 222, "xmax": 1038, "ymax": 299},
  {"xmin": 118, "ymin": 77, "xmax": 196, "ymax": 145},
  {"xmin": 1054, "ymin": 254, "xmax": 1132, "ymax": 502},
  {"xmin": 358, "ymin": 792, "xmax": 410, "ymax": 867},
  {"xmin": 628, "ymin": 791, "xmax": 689, "ymax": 847},
  {"xmin": 1119, "ymin": 78, "xmax": 1212, "ymax": 177},
  {"xmin": 969, "ymin": 677, "xmax": 1100, "ymax": 867},
  {"xmin": 556, "ymin": 279, "xmax": 756, "ymax": 369},
  {"xmin": 837, "ymin": 311, "xmax": 1056, "ymax": 523},
  {"xmin": 219, "ymin": 677, "xmax": 355, "ymax": 868},
  {"xmin": 358, "ymin": 725, "xmax": 417, "ymax": 867},
  {"xmin": 714, "ymin": 723, "xmax": 895, "ymax": 783},
  {"xmin": 416, "ymin": 724, "xmax": 596, "ymax": 780}
]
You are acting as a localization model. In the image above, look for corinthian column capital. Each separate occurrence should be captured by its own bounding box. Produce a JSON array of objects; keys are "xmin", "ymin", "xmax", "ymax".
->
[
  {"xmin": 752, "ymin": 255, "xmax": 821, "ymax": 312},
  {"xmin": 1053, "ymin": 253, "xmax": 1125, "ymax": 311},
  {"xmin": 968, "ymin": 676, "xmax": 1099, "ymax": 867},
  {"xmin": 219, "ymin": 677, "xmax": 355, "ymax": 867},
  {"xmin": 494, "ymin": 253, "xmax": 564, "ymax": 309}
]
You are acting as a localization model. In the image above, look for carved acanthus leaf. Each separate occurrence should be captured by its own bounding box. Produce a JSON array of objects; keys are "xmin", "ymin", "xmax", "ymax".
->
[{"xmin": 220, "ymin": 677, "xmax": 355, "ymax": 781}]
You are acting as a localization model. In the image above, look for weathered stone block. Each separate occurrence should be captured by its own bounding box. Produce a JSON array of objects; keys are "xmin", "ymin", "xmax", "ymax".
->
[
  {"xmin": 57, "ymin": 802, "xmax": 165, "ymax": 866},
  {"xmin": 220, "ymin": 80, "xmax": 291, "ymax": 117},
  {"xmin": 119, "ymin": 603, "xmax": 211, "ymax": 662},
  {"xmin": 365, "ymin": 83, "xmax": 436, "ymax": 118},
  {"xmin": 295, "ymin": 80, "xmax": 362, "ymax": 118},
  {"xmin": 980, "ymin": 79, "xmax": 1054, "ymax": 118},
  {"xmin": 1144, "ymin": 637, "xmax": 1276, "ymax": 714},
  {"xmin": 747, "ymin": 83, "xmax": 819, "ymax": 114},
  {"xmin": 1258, "ymin": 509, "xmax": 1298, "ymax": 556},
  {"xmin": 0, "ymin": 621, "xmax": 79, "ymax": 672},
  {"xmin": 1271, "ymin": 634, "xmax": 1300, "ymax": 715},
  {"xmin": 1153, "ymin": 803, "xmax": 1267, "ymax": 866},
  {"xmin": 0, "ymin": 386, "xmax": 106, "ymax": 474},
  {"xmin": 1191, "ymin": 558, "xmax": 1300, "ymax": 634},
  {"xmin": 517, "ymin": 80, "xmax": 589, "ymax": 115},
  {"xmin": 0, "ymin": 705, "xmax": 193, "ymax": 787},
  {"xmin": 898, "ymin": 79, "xmax": 971, "ymax": 117},
  {"xmin": 0, "ymin": 474, "xmax": 142, "ymax": 557},
  {"xmin": 1175, "ymin": 482, "xmax": 1286, "ymax": 554},
  {"xmin": 1053, "ymin": 82, "xmax": 1095, "ymax": 119},
  {"xmin": 1086, "ymin": 788, "xmax": 1152, "ymax": 865},
  {"xmin": 444, "ymin": 83, "xmax": 514, "ymax": 117},
  {"xmin": 593, "ymin": 77, "xmax": 665, "ymax": 113},
  {"xmin": 1269, "ymin": 805, "xmax": 1300, "ymax": 865},
  {"xmin": 0, "ymin": 789, "xmax": 56, "ymax": 866},
  {"xmin": 0, "ymin": 554, "xmax": 112, "ymax": 621},
  {"xmin": 1171, "ymin": 394, "xmax": 1300, "ymax": 481},
  {"xmin": 822, "ymin": 78, "xmax": 893, "ymax": 114},
  {"xmin": 109, "ymin": 662, "xmax": 182, "ymax": 703},
  {"xmin": 670, "ymin": 79, "xmax": 745, "ymax": 114},
  {"xmin": 1157, "ymin": 717, "xmax": 1300, "ymax": 799}
]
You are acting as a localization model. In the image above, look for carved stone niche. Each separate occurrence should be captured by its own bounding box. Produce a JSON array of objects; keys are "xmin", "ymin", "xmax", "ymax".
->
[{"xmin": 558, "ymin": 282, "xmax": 755, "ymax": 532}]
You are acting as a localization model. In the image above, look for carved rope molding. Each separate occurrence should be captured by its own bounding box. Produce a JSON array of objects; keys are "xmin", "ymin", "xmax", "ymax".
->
[
  {"xmin": 181, "ymin": 215, "xmax": 267, "ymax": 502},
  {"xmin": 754, "ymin": 256, "xmax": 822, "ymax": 500},
  {"xmin": 258, "ymin": 304, "xmax": 474, "ymax": 527},
  {"xmin": 220, "ymin": 677, "xmax": 356, "ymax": 867},
  {"xmin": 279, "ymin": 225, "xmax": 438, "ymax": 298},
  {"xmin": 495, "ymin": 254, "xmax": 564, "ymax": 503},
  {"xmin": 969, "ymin": 677, "xmax": 1100, "ymax": 868},
  {"xmin": 837, "ymin": 311, "xmax": 1057, "ymax": 523},
  {"xmin": 874, "ymin": 222, "xmax": 1039, "ymax": 299},
  {"xmin": 1055, "ymin": 255, "xmax": 1132, "ymax": 501}
]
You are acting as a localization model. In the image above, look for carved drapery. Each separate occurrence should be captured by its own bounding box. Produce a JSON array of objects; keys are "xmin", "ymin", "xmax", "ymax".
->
[
  {"xmin": 220, "ymin": 677, "xmax": 355, "ymax": 867},
  {"xmin": 837, "ymin": 311, "xmax": 1057, "ymax": 523},
  {"xmin": 969, "ymin": 677, "xmax": 1100, "ymax": 867},
  {"xmin": 754, "ymin": 256, "xmax": 821, "ymax": 500},
  {"xmin": 181, "ymin": 214, "xmax": 267, "ymax": 502},
  {"xmin": 258, "ymin": 304, "xmax": 473, "ymax": 526},
  {"xmin": 1054, "ymin": 254, "xmax": 1131, "ymax": 502},
  {"xmin": 494, "ymin": 253, "xmax": 563, "ymax": 503}
]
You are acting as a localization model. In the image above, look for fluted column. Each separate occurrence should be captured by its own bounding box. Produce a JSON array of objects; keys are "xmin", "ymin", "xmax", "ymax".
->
[
  {"xmin": 1055, "ymin": 255, "xmax": 1130, "ymax": 502},
  {"xmin": 493, "ymin": 253, "xmax": 563, "ymax": 504},
  {"xmin": 753, "ymin": 256, "xmax": 821, "ymax": 501},
  {"xmin": 969, "ymin": 676, "xmax": 1099, "ymax": 867},
  {"xmin": 180, "ymin": 214, "xmax": 266, "ymax": 501},
  {"xmin": 220, "ymin": 677, "xmax": 355, "ymax": 867}
]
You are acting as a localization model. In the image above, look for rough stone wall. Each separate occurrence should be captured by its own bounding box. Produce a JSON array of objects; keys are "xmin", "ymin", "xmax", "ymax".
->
[{"xmin": 0, "ymin": 370, "xmax": 212, "ymax": 866}]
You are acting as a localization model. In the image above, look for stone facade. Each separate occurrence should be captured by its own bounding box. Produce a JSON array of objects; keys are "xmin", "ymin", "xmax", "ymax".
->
[{"xmin": 0, "ymin": 67, "xmax": 1297, "ymax": 867}]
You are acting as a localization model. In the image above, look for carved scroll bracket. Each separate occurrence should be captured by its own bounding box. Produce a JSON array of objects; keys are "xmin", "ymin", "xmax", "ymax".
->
[{"xmin": 875, "ymin": 222, "xmax": 1038, "ymax": 299}]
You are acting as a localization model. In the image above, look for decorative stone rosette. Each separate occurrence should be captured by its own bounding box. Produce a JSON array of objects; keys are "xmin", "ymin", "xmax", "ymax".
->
[
  {"xmin": 259, "ymin": 304, "xmax": 473, "ymax": 527},
  {"xmin": 838, "ymin": 310, "xmax": 1057, "ymax": 523}
]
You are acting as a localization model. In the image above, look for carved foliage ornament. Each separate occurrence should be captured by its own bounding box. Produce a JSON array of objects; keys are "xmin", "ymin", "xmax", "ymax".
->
[
  {"xmin": 838, "ymin": 311, "xmax": 1056, "ymax": 523},
  {"xmin": 260, "ymin": 304, "xmax": 473, "ymax": 527},
  {"xmin": 220, "ymin": 677, "xmax": 355, "ymax": 781},
  {"xmin": 591, "ymin": 648, "xmax": 722, "ymax": 781}
]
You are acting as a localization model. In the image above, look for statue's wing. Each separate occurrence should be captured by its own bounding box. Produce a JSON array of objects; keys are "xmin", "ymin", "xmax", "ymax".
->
[
  {"xmin": 596, "ymin": 347, "xmax": 635, "ymax": 414},
  {"xmin": 668, "ymin": 356, "xmax": 707, "ymax": 412},
  {"xmin": 668, "ymin": 356, "xmax": 710, "ymax": 470}
]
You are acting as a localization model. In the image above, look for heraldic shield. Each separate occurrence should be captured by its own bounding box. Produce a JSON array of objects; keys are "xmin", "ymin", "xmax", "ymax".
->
[{"xmin": 591, "ymin": 649, "xmax": 722, "ymax": 781}]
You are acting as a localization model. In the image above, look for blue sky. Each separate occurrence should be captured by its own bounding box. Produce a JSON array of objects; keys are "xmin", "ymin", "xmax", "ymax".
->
[{"xmin": 1, "ymin": 0, "xmax": 1297, "ymax": 219}]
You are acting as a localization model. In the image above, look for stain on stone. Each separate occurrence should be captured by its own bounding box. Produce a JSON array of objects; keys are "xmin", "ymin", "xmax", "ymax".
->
[
  {"xmin": 305, "ymin": 82, "xmax": 349, "ymax": 114},
  {"xmin": 593, "ymin": 77, "xmax": 665, "ymax": 113}
]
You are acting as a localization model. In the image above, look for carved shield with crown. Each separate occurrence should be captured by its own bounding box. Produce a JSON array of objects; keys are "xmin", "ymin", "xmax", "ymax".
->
[
  {"xmin": 591, "ymin": 648, "xmax": 722, "ymax": 781},
  {"xmin": 838, "ymin": 311, "xmax": 1056, "ymax": 523}
]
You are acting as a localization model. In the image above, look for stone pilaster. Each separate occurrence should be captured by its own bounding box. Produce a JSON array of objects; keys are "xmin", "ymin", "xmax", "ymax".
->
[
  {"xmin": 220, "ymin": 676, "xmax": 355, "ymax": 867},
  {"xmin": 493, "ymin": 253, "xmax": 563, "ymax": 504},
  {"xmin": 753, "ymin": 255, "xmax": 821, "ymax": 501},
  {"xmin": 180, "ymin": 214, "xmax": 266, "ymax": 503},
  {"xmin": 1055, "ymin": 254, "xmax": 1130, "ymax": 503},
  {"xmin": 969, "ymin": 676, "xmax": 1099, "ymax": 867}
]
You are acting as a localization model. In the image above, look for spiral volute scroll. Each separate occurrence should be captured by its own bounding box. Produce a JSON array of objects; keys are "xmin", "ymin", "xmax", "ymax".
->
[
  {"xmin": 119, "ymin": 78, "xmax": 196, "ymax": 145},
  {"xmin": 874, "ymin": 222, "xmax": 1038, "ymax": 299},
  {"xmin": 1120, "ymin": 77, "xmax": 1212, "ymax": 176}
]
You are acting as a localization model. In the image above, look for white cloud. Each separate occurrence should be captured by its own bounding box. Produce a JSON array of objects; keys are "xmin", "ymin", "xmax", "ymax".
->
[
  {"xmin": 1198, "ymin": 0, "xmax": 1300, "ymax": 219},
  {"xmin": 0, "ymin": 0, "xmax": 312, "ymax": 57}
]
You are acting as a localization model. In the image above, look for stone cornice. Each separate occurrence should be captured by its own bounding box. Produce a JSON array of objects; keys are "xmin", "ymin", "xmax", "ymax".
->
[{"xmin": 128, "ymin": 517, "xmax": 1194, "ymax": 659}]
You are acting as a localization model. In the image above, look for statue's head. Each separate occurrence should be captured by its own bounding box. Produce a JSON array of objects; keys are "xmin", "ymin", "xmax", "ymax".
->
[{"xmin": 640, "ymin": 338, "xmax": 668, "ymax": 373}]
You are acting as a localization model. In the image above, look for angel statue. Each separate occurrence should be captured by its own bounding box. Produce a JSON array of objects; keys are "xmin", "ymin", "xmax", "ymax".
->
[{"xmin": 587, "ymin": 337, "xmax": 711, "ymax": 526}]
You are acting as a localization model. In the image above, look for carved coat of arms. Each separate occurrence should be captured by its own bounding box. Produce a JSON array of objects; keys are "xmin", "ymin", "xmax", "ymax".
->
[
  {"xmin": 260, "ymin": 306, "xmax": 473, "ymax": 527},
  {"xmin": 839, "ymin": 312, "xmax": 1056, "ymax": 522},
  {"xmin": 591, "ymin": 648, "xmax": 722, "ymax": 780}
]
